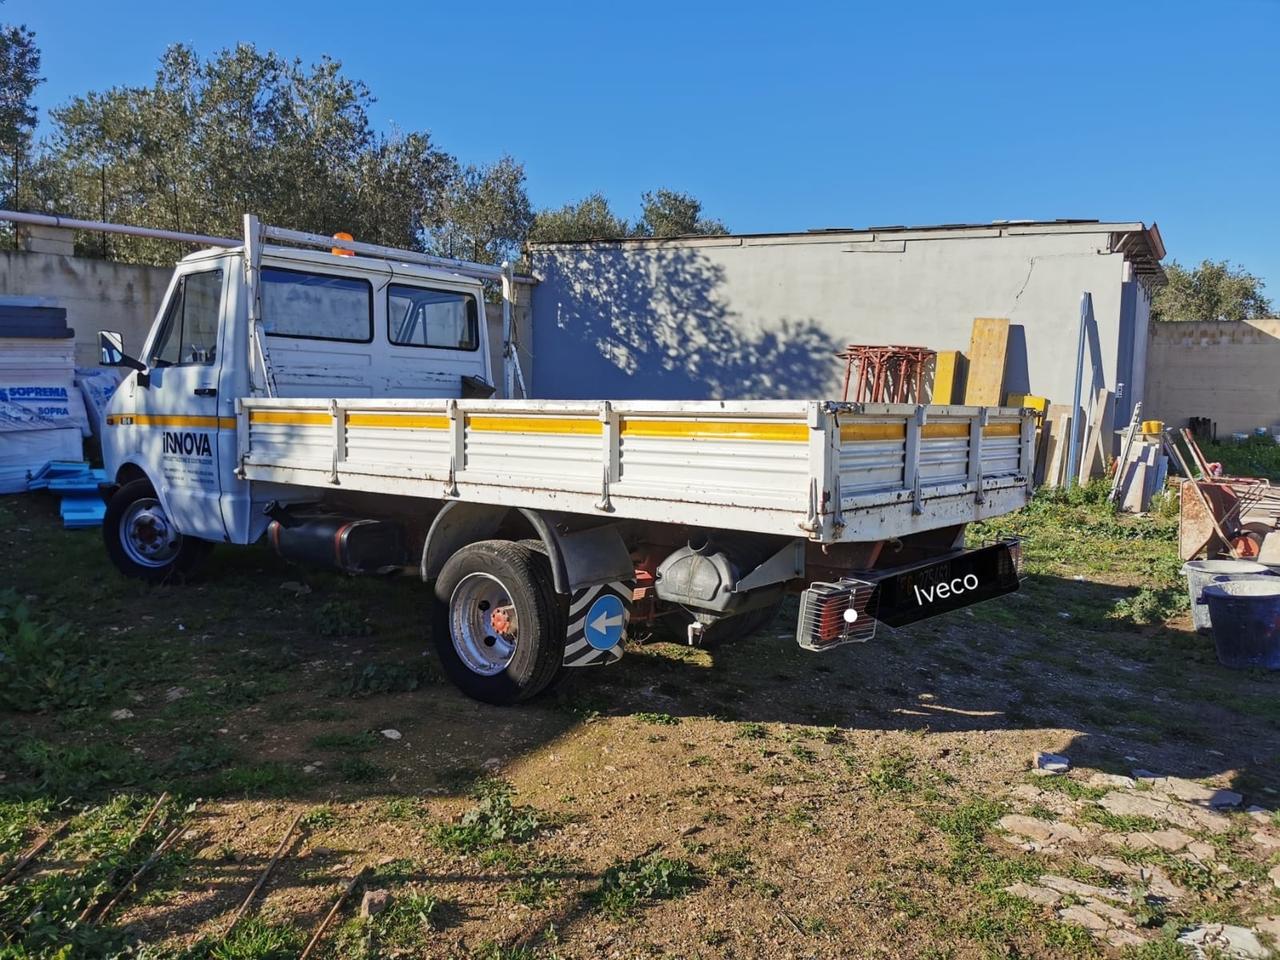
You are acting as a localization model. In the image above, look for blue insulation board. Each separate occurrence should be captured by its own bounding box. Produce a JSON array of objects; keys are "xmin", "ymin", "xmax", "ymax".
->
[{"xmin": 27, "ymin": 460, "xmax": 107, "ymax": 527}]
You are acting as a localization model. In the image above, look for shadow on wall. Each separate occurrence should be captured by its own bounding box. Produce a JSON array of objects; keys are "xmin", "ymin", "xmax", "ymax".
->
[{"xmin": 532, "ymin": 245, "xmax": 838, "ymax": 400}]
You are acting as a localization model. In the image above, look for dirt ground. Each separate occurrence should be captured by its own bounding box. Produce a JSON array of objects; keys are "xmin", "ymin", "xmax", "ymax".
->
[{"xmin": 1, "ymin": 487, "xmax": 1278, "ymax": 959}]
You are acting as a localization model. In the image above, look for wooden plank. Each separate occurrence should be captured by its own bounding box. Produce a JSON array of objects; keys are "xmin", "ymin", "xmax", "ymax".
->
[
  {"xmin": 1030, "ymin": 400, "xmax": 1062, "ymax": 486},
  {"xmin": 1044, "ymin": 411, "xmax": 1071, "ymax": 488},
  {"xmin": 963, "ymin": 318, "xmax": 1010, "ymax": 405},
  {"xmin": 933, "ymin": 351, "xmax": 967, "ymax": 404},
  {"xmin": 1076, "ymin": 387, "xmax": 1113, "ymax": 484}
]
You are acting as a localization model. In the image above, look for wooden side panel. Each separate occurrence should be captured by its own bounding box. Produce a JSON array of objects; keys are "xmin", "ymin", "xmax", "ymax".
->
[{"xmin": 964, "ymin": 317, "xmax": 1010, "ymax": 405}]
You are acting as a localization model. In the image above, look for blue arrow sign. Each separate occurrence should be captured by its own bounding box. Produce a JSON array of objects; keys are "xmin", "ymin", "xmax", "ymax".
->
[{"xmin": 585, "ymin": 593, "xmax": 626, "ymax": 650}]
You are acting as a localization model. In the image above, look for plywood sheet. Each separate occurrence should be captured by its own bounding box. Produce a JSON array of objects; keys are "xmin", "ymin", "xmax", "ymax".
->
[
  {"xmin": 933, "ymin": 351, "xmax": 967, "ymax": 404},
  {"xmin": 964, "ymin": 317, "xmax": 1010, "ymax": 406},
  {"xmin": 1042, "ymin": 406, "xmax": 1072, "ymax": 488}
]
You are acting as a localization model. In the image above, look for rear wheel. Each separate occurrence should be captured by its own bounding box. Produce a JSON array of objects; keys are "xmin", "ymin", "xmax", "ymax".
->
[
  {"xmin": 432, "ymin": 540, "xmax": 564, "ymax": 705},
  {"xmin": 103, "ymin": 479, "xmax": 212, "ymax": 583}
]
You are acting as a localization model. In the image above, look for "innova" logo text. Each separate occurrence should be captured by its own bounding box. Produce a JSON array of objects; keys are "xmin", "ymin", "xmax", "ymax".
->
[{"xmin": 163, "ymin": 431, "xmax": 212, "ymax": 457}]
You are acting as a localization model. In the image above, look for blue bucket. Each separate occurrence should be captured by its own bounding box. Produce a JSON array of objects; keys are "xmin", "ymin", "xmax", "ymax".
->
[
  {"xmin": 1182, "ymin": 559, "xmax": 1273, "ymax": 633},
  {"xmin": 1203, "ymin": 580, "xmax": 1280, "ymax": 670}
]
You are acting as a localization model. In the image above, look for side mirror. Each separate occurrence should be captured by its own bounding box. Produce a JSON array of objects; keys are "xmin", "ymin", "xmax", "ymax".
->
[{"xmin": 98, "ymin": 330, "xmax": 146, "ymax": 372}]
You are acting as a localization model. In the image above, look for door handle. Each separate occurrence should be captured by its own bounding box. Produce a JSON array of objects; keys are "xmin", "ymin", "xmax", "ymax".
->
[{"xmin": 193, "ymin": 387, "xmax": 217, "ymax": 397}]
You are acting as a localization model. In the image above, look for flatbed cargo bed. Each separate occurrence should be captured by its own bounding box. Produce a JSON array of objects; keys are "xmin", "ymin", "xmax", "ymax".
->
[{"xmin": 238, "ymin": 397, "xmax": 1035, "ymax": 543}]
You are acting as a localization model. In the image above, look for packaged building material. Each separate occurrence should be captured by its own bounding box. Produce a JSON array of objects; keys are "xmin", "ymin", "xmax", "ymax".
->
[{"xmin": 0, "ymin": 306, "xmax": 86, "ymax": 490}]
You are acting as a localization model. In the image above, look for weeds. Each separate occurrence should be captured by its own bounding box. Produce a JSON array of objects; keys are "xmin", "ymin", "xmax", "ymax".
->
[
  {"xmin": 432, "ymin": 781, "xmax": 541, "ymax": 852},
  {"xmin": 593, "ymin": 852, "xmax": 702, "ymax": 918},
  {"xmin": 333, "ymin": 661, "xmax": 435, "ymax": 698},
  {"xmin": 0, "ymin": 591, "xmax": 113, "ymax": 712},
  {"xmin": 867, "ymin": 755, "xmax": 915, "ymax": 795},
  {"xmin": 635, "ymin": 712, "xmax": 679, "ymax": 726}
]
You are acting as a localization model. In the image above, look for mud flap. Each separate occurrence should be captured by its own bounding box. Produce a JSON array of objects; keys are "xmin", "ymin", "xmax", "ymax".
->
[{"xmin": 563, "ymin": 580, "xmax": 633, "ymax": 667}]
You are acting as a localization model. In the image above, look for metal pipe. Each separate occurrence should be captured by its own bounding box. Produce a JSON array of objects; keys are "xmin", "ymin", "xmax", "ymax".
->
[
  {"xmin": 0, "ymin": 208, "xmax": 236, "ymax": 247},
  {"xmin": 1064, "ymin": 292, "xmax": 1090, "ymax": 487},
  {"xmin": 261, "ymin": 223, "xmax": 536, "ymax": 285},
  {"xmin": 0, "ymin": 208, "xmax": 537, "ymax": 285}
]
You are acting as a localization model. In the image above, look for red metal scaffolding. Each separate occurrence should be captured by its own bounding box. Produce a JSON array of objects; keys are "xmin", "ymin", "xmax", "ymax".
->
[{"xmin": 838, "ymin": 344, "xmax": 936, "ymax": 403}]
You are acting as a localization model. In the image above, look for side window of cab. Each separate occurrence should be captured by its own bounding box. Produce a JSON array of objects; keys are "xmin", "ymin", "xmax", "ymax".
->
[{"xmin": 150, "ymin": 269, "xmax": 224, "ymax": 366}]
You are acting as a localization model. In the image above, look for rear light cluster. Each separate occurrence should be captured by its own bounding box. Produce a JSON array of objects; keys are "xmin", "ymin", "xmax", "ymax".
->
[
  {"xmin": 795, "ymin": 577, "xmax": 877, "ymax": 652},
  {"xmin": 989, "ymin": 537, "xmax": 1025, "ymax": 579}
]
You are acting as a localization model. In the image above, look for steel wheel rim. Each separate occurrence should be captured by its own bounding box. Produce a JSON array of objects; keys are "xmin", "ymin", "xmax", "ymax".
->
[
  {"xmin": 449, "ymin": 572, "xmax": 519, "ymax": 676},
  {"xmin": 120, "ymin": 498, "xmax": 182, "ymax": 568}
]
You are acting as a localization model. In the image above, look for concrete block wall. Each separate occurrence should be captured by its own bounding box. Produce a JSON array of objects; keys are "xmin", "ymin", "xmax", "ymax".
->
[
  {"xmin": 1144, "ymin": 319, "xmax": 1280, "ymax": 436},
  {"xmin": 0, "ymin": 248, "xmax": 171, "ymax": 367}
]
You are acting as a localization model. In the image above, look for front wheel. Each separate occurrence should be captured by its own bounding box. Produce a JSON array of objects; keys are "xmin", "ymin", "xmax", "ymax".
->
[
  {"xmin": 103, "ymin": 479, "xmax": 212, "ymax": 583},
  {"xmin": 431, "ymin": 540, "xmax": 565, "ymax": 705}
]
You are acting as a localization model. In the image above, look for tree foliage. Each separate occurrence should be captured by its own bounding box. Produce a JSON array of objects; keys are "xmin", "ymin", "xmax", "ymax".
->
[
  {"xmin": 528, "ymin": 188, "xmax": 728, "ymax": 244},
  {"xmin": 432, "ymin": 155, "xmax": 533, "ymax": 265},
  {"xmin": 0, "ymin": 15, "xmax": 41, "ymax": 207},
  {"xmin": 528, "ymin": 192, "xmax": 632, "ymax": 243},
  {"xmin": 36, "ymin": 44, "xmax": 456, "ymax": 262},
  {"xmin": 635, "ymin": 188, "xmax": 727, "ymax": 238},
  {"xmin": 1153, "ymin": 259, "xmax": 1273, "ymax": 322}
]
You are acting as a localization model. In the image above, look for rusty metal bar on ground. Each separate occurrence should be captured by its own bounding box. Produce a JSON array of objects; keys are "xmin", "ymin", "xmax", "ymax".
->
[
  {"xmin": 224, "ymin": 810, "xmax": 304, "ymax": 936},
  {"xmin": 77, "ymin": 793, "xmax": 172, "ymax": 923},
  {"xmin": 299, "ymin": 866, "xmax": 368, "ymax": 960},
  {"xmin": 0, "ymin": 821, "xmax": 70, "ymax": 886},
  {"xmin": 93, "ymin": 823, "xmax": 186, "ymax": 924}
]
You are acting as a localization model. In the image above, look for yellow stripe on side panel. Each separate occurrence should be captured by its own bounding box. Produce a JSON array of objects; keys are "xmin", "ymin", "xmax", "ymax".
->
[
  {"xmin": 914, "ymin": 421, "xmax": 1024, "ymax": 440},
  {"xmin": 983, "ymin": 422, "xmax": 1022, "ymax": 438},
  {"xmin": 620, "ymin": 420, "xmax": 809, "ymax": 442},
  {"xmin": 839, "ymin": 423, "xmax": 907, "ymax": 442},
  {"xmin": 247, "ymin": 410, "xmax": 331, "ymax": 426},
  {"xmin": 347, "ymin": 412, "xmax": 449, "ymax": 430},
  {"xmin": 922, "ymin": 422, "xmax": 970, "ymax": 439},
  {"xmin": 467, "ymin": 416, "xmax": 603, "ymax": 436},
  {"xmin": 105, "ymin": 414, "xmax": 236, "ymax": 429}
]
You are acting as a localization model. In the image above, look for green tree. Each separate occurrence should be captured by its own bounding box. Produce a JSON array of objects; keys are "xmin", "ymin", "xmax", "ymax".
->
[
  {"xmin": 528, "ymin": 192, "xmax": 631, "ymax": 243},
  {"xmin": 432, "ymin": 155, "xmax": 533, "ymax": 265},
  {"xmin": 1153, "ymin": 259, "xmax": 1273, "ymax": 322},
  {"xmin": 39, "ymin": 43, "xmax": 459, "ymax": 262},
  {"xmin": 634, "ymin": 188, "xmax": 727, "ymax": 238},
  {"xmin": 0, "ymin": 16, "xmax": 41, "ymax": 208}
]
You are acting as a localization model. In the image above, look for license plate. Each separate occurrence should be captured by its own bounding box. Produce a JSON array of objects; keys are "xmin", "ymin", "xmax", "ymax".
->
[{"xmin": 869, "ymin": 541, "xmax": 1021, "ymax": 627}]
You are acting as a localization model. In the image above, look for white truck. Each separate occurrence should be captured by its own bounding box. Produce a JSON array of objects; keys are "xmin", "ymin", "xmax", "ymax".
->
[{"xmin": 93, "ymin": 216, "xmax": 1032, "ymax": 704}]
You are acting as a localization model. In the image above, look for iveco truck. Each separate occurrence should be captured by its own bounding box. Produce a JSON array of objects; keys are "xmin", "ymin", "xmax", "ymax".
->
[{"xmin": 93, "ymin": 215, "xmax": 1031, "ymax": 705}]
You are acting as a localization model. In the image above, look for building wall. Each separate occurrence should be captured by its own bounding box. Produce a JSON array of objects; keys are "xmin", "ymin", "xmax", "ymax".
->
[
  {"xmin": 0, "ymin": 249, "xmax": 172, "ymax": 367},
  {"xmin": 529, "ymin": 229, "xmax": 1133, "ymax": 436},
  {"xmin": 1144, "ymin": 319, "xmax": 1280, "ymax": 435}
]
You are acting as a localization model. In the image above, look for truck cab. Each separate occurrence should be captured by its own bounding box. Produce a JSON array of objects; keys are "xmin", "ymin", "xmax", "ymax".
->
[{"xmin": 101, "ymin": 243, "xmax": 493, "ymax": 562}]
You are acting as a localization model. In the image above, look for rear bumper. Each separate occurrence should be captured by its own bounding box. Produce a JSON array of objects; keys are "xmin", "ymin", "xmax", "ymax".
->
[{"xmin": 796, "ymin": 538, "xmax": 1023, "ymax": 651}]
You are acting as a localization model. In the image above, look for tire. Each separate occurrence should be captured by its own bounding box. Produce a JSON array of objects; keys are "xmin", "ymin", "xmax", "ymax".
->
[
  {"xmin": 103, "ymin": 478, "xmax": 213, "ymax": 583},
  {"xmin": 432, "ymin": 540, "xmax": 565, "ymax": 705}
]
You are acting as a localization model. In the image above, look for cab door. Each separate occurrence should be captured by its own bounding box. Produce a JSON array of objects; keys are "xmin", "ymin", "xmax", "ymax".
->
[{"xmin": 134, "ymin": 265, "xmax": 231, "ymax": 542}]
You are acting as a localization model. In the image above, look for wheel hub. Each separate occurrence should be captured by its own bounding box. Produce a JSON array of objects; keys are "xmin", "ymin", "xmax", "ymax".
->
[
  {"xmin": 120, "ymin": 498, "xmax": 182, "ymax": 568},
  {"xmin": 449, "ymin": 573, "xmax": 520, "ymax": 676}
]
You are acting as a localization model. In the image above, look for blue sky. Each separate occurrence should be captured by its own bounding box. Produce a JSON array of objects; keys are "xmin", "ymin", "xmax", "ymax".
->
[{"xmin": 9, "ymin": 0, "xmax": 1280, "ymax": 292}]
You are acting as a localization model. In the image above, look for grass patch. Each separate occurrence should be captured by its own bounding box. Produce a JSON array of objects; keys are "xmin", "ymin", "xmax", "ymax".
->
[
  {"xmin": 0, "ymin": 590, "xmax": 114, "ymax": 712},
  {"xmin": 432, "ymin": 781, "xmax": 541, "ymax": 852},
  {"xmin": 593, "ymin": 852, "xmax": 702, "ymax": 918},
  {"xmin": 634, "ymin": 711, "xmax": 679, "ymax": 726},
  {"xmin": 197, "ymin": 917, "xmax": 305, "ymax": 960},
  {"xmin": 867, "ymin": 755, "xmax": 915, "ymax": 795},
  {"xmin": 333, "ymin": 661, "xmax": 435, "ymax": 698}
]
